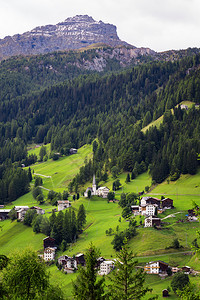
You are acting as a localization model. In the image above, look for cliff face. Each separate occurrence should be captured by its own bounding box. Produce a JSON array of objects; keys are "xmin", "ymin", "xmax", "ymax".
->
[{"xmin": 0, "ymin": 15, "xmax": 130, "ymax": 60}]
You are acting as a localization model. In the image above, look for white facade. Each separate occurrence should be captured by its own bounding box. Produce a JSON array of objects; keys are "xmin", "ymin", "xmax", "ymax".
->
[
  {"xmin": 144, "ymin": 261, "xmax": 160, "ymax": 274},
  {"xmin": 140, "ymin": 197, "xmax": 150, "ymax": 206},
  {"xmin": 65, "ymin": 258, "xmax": 77, "ymax": 270},
  {"xmin": 145, "ymin": 204, "xmax": 157, "ymax": 216},
  {"xmin": 84, "ymin": 175, "xmax": 109, "ymax": 198},
  {"xmin": 44, "ymin": 247, "xmax": 56, "ymax": 261},
  {"xmin": 96, "ymin": 187, "xmax": 110, "ymax": 198},
  {"xmin": 144, "ymin": 215, "xmax": 161, "ymax": 227},
  {"xmin": 99, "ymin": 260, "xmax": 114, "ymax": 275},
  {"xmin": 57, "ymin": 201, "xmax": 71, "ymax": 211}
]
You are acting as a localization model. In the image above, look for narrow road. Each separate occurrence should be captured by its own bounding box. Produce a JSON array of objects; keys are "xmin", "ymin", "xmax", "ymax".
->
[
  {"xmin": 39, "ymin": 186, "xmax": 50, "ymax": 191},
  {"xmin": 34, "ymin": 173, "xmax": 51, "ymax": 178},
  {"xmin": 148, "ymin": 193, "xmax": 200, "ymax": 196},
  {"xmin": 162, "ymin": 212, "xmax": 182, "ymax": 220},
  {"xmin": 137, "ymin": 251, "xmax": 193, "ymax": 259}
]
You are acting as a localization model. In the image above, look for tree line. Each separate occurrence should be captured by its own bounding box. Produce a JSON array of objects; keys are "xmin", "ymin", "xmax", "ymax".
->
[{"xmin": 22, "ymin": 205, "xmax": 86, "ymax": 250}]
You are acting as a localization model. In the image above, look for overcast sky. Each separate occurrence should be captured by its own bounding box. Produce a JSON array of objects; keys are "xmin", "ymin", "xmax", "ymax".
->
[{"xmin": 1, "ymin": 0, "xmax": 200, "ymax": 52}]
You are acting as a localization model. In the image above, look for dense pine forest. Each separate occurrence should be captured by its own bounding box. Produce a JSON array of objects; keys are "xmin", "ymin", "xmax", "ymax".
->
[{"xmin": 0, "ymin": 48, "xmax": 200, "ymax": 203}]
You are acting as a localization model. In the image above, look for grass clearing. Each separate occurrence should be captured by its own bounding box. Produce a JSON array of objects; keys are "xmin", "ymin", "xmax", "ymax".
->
[
  {"xmin": 30, "ymin": 144, "xmax": 93, "ymax": 192},
  {"xmin": 142, "ymin": 101, "xmax": 196, "ymax": 133},
  {"xmin": 27, "ymin": 143, "xmax": 51, "ymax": 157}
]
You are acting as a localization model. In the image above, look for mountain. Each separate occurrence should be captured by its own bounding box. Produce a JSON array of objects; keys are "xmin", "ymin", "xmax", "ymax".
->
[{"xmin": 0, "ymin": 15, "xmax": 142, "ymax": 61}]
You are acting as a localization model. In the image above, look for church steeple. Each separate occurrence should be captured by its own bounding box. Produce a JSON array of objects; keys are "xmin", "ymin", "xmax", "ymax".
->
[{"xmin": 92, "ymin": 174, "xmax": 96, "ymax": 195}]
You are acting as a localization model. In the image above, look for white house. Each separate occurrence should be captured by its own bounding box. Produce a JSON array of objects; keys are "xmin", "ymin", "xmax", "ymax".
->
[
  {"xmin": 64, "ymin": 257, "xmax": 77, "ymax": 273},
  {"xmin": 14, "ymin": 206, "xmax": 29, "ymax": 221},
  {"xmin": 144, "ymin": 215, "xmax": 161, "ymax": 227},
  {"xmin": 99, "ymin": 260, "xmax": 115, "ymax": 275},
  {"xmin": 84, "ymin": 175, "xmax": 109, "ymax": 198},
  {"xmin": 57, "ymin": 200, "xmax": 71, "ymax": 211},
  {"xmin": 144, "ymin": 261, "xmax": 168, "ymax": 274},
  {"xmin": 43, "ymin": 247, "xmax": 56, "ymax": 261},
  {"xmin": 141, "ymin": 204, "xmax": 158, "ymax": 216},
  {"xmin": 96, "ymin": 187, "xmax": 110, "ymax": 198}
]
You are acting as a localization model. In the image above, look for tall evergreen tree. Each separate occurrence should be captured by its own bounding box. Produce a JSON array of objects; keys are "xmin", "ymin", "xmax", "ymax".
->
[
  {"xmin": 77, "ymin": 204, "xmax": 86, "ymax": 232},
  {"xmin": 28, "ymin": 167, "xmax": 32, "ymax": 182},
  {"xmin": 63, "ymin": 210, "xmax": 70, "ymax": 243},
  {"xmin": 72, "ymin": 243, "xmax": 105, "ymax": 300},
  {"xmin": 125, "ymin": 173, "xmax": 130, "ymax": 183},
  {"xmin": 108, "ymin": 241, "xmax": 154, "ymax": 300}
]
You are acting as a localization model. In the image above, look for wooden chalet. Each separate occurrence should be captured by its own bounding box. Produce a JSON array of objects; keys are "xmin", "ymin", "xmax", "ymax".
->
[{"xmin": 43, "ymin": 236, "xmax": 56, "ymax": 249}]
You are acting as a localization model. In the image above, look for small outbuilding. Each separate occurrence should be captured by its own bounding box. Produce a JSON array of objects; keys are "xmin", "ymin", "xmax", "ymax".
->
[
  {"xmin": 70, "ymin": 148, "xmax": 77, "ymax": 154},
  {"xmin": 162, "ymin": 289, "xmax": 169, "ymax": 297}
]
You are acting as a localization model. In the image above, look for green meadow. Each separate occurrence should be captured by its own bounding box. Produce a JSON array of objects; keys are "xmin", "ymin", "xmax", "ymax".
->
[
  {"xmin": 148, "ymin": 169, "xmax": 200, "ymax": 210},
  {"xmin": 28, "ymin": 143, "xmax": 51, "ymax": 157},
  {"xmin": 0, "ymin": 219, "xmax": 45, "ymax": 255},
  {"xmin": 29, "ymin": 143, "xmax": 93, "ymax": 192},
  {"xmin": 1, "ymin": 142, "xmax": 200, "ymax": 298},
  {"xmin": 142, "ymin": 101, "xmax": 196, "ymax": 133}
]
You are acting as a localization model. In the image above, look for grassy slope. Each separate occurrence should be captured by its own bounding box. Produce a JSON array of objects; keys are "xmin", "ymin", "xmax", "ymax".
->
[
  {"xmin": 142, "ymin": 101, "xmax": 196, "ymax": 133},
  {"xmin": 148, "ymin": 169, "xmax": 200, "ymax": 210},
  {"xmin": 27, "ymin": 143, "xmax": 51, "ymax": 157},
  {"xmin": 30, "ymin": 144, "xmax": 93, "ymax": 192},
  {"xmin": 0, "ymin": 219, "xmax": 45, "ymax": 255},
  {"xmin": 1, "ymin": 143, "xmax": 200, "ymax": 298}
]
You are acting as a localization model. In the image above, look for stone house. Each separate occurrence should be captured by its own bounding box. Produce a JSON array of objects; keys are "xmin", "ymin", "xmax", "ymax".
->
[{"xmin": 63, "ymin": 257, "xmax": 77, "ymax": 273}]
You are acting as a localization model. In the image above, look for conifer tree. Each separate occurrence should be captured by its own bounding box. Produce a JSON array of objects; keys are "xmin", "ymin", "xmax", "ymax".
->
[
  {"xmin": 125, "ymin": 173, "xmax": 130, "ymax": 183},
  {"xmin": 72, "ymin": 243, "xmax": 105, "ymax": 300},
  {"xmin": 108, "ymin": 241, "xmax": 154, "ymax": 300},
  {"xmin": 77, "ymin": 204, "xmax": 86, "ymax": 233},
  {"xmin": 63, "ymin": 210, "xmax": 70, "ymax": 243},
  {"xmin": 28, "ymin": 167, "xmax": 32, "ymax": 182}
]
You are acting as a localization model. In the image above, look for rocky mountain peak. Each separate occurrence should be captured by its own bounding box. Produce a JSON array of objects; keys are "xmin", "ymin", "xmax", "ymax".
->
[{"xmin": 0, "ymin": 15, "xmax": 129, "ymax": 60}]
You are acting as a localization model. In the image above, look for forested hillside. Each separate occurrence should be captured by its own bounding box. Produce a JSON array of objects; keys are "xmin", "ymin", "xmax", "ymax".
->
[{"xmin": 0, "ymin": 50, "xmax": 200, "ymax": 203}]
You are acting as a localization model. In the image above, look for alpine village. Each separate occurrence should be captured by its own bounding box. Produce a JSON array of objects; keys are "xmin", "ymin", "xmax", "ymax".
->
[{"xmin": 1, "ymin": 14, "xmax": 200, "ymax": 300}]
